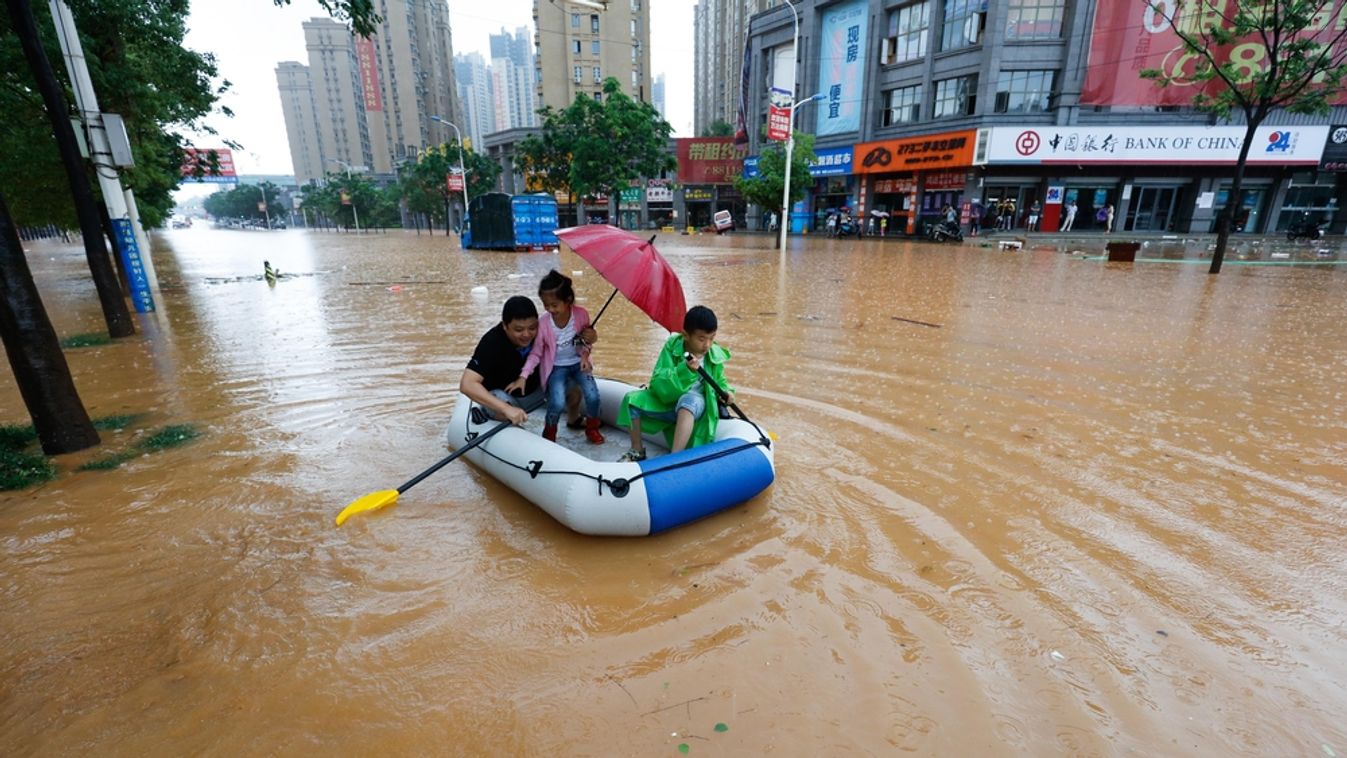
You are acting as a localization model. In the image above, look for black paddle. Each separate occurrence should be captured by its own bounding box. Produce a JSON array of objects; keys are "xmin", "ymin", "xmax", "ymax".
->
[{"xmin": 335, "ymin": 396, "xmax": 543, "ymax": 525}]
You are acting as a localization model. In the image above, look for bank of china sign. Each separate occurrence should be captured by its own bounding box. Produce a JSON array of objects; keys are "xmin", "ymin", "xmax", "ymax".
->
[{"xmin": 981, "ymin": 126, "xmax": 1328, "ymax": 165}]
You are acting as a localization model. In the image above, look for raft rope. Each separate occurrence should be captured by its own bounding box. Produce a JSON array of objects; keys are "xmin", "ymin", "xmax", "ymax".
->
[{"xmin": 462, "ymin": 400, "xmax": 770, "ymax": 499}]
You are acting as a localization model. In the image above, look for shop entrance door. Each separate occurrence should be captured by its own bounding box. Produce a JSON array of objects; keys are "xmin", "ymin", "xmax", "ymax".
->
[{"xmin": 1125, "ymin": 187, "xmax": 1178, "ymax": 231}]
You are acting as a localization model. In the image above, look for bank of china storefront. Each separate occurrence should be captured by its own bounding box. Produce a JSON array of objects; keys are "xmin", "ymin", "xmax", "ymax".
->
[{"xmin": 975, "ymin": 125, "xmax": 1329, "ymax": 234}]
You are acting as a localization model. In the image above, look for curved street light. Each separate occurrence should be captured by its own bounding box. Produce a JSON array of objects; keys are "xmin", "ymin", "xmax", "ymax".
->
[{"xmin": 430, "ymin": 115, "xmax": 471, "ymax": 231}]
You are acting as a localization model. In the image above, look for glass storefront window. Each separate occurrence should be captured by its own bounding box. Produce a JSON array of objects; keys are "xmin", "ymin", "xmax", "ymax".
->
[
  {"xmin": 1276, "ymin": 184, "xmax": 1337, "ymax": 230},
  {"xmin": 1210, "ymin": 187, "xmax": 1267, "ymax": 233}
]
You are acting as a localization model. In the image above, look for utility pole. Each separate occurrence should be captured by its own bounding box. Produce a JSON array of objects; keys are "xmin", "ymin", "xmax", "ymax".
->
[
  {"xmin": 47, "ymin": 0, "xmax": 158, "ymax": 313},
  {"xmin": 6, "ymin": 0, "xmax": 134, "ymax": 336}
]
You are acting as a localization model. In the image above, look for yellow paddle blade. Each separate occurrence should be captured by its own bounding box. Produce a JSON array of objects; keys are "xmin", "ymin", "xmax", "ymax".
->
[
  {"xmin": 768, "ymin": 431, "xmax": 779, "ymax": 441},
  {"xmin": 335, "ymin": 489, "xmax": 399, "ymax": 526}
]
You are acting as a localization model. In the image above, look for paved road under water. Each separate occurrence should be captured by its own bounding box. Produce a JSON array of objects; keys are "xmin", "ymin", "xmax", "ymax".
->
[{"xmin": 1, "ymin": 228, "xmax": 1345, "ymax": 754}]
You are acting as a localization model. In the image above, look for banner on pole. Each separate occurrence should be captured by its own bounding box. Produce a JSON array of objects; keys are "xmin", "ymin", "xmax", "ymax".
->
[{"xmin": 767, "ymin": 88, "xmax": 792, "ymax": 142}]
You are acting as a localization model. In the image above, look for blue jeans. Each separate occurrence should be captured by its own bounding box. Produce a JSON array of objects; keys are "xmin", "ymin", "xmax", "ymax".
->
[
  {"xmin": 630, "ymin": 386, "xmax": 705, "ymax": 424},
  {"xmin": 546, "ymin": 363, "xmax": 600, "ymax": 425}
]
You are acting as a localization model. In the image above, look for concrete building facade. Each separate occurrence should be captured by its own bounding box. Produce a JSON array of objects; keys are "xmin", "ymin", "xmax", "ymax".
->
[
  {"xmin": 275, "ymin": 62, "xmax": 327, "ymax": 186},
  {"xmin": 533, "ymin": 0, "xmax": 653, "ymax": 109},
  {"xmin": 456, "ymin": 52, "xmax": 496, "ymax": 149},
  {"xmin": 489, "ymin": 27, "xmax": 538, "ymax": 130},
  {"xmin": 693, "ymin": 0, "xmax": 773, "ymax": 136},
  {"xmin": 738, "ymin": 0, "xmax": 1345, "ymax": 236},
  {"xmin": 276, "ymin": 2, "xmax": 462, "ymax": 184}
]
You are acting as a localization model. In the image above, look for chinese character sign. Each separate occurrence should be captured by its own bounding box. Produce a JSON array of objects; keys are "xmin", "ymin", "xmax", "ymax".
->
[
  {"xmin": 109, "ymin": 219, "xmax": 154, "ymax": 313},
  {"xmin": 1083, "ymin": 0, "xmax": 1347, "ymax": 106},
  {"xmin": 180, "ymin": 147, "xmax": 237, "ymax": 184},
  {"xmin": 767, "ymin": 87, "xmax": 793, "ymax": 142},
  {"xmin": 816, "ymin": 0, "xmax": 867, "ymax": 136},
  {"xmin": 356, "ymin": 37, "xmax": 383, "ymax": 112},
  {"xmin": 447, "ymin": 172, "xmax": 464, "ymax": 192},
  {"xmin": 677, "ymin": 137, "xmax": 747, "ymax": 184}
]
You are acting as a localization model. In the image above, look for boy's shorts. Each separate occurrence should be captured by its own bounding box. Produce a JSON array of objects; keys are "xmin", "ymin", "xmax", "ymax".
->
[{"xmin": 631, "ymin": 387, "xmax": 705, "ymax": 424}]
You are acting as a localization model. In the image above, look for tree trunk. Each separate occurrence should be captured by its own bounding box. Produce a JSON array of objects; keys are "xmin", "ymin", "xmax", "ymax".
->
[
  {"xmin": 7, "ymin": 0, "xmax": 134, "ymax": 337},
  {"xmin": 0, "ymin": 190, "xmax": 100, "ymax": 454},
  {"xmin": 1212, "ymin": 122, "xmax": 1260, "ymax": 275}
]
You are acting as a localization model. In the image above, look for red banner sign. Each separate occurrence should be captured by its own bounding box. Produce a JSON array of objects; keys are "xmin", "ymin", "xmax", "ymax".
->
[
  {"xmin": 356, "ymin": 37, "xmax": 383, "ymax": 112},
  {"xmin": 447, "ymin": 172, "xmax": 464, "ymax": 192},
  {"xmin": 924, "ymin": 170, "xmax": 966, "ymax": 190},
  {"xmin": 180, "ymin": 147, "xmax": 236, "ymax": 181},
  {"xmin": 767, "ymin": 87, "xmax": 792, "ymax": 141},
  {"xmin": 676, "ymin": 138, "xmax": 747, "ymax": 185},
  {"xmin": 1083, "ymin": 0, "xmax": 1347, "ymax": 106}
]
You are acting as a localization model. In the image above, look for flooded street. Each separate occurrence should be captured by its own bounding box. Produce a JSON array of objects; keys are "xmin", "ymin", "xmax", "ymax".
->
[{"xmin": 2, "ymin": 227, "xmax": 1345, "ymax": 754}]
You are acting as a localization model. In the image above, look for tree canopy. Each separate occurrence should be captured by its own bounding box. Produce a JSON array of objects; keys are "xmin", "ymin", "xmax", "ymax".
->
[
  {"xmin": 1141, "ymin": 0, "xmax": 1347, "ymax": 272},
  {"xmin": 0, "ymin": 0, "xmax": 222, "ymax": 228},
  {"xmin": 733, "ymin": 131, "xmax": 817, "ymax": 215},
  {"xmin": 516, "ymin": 78, "xmax": 674, "ymax": 203},
  {"xmin": 703, "ymin": 119, "xmax": 734, "ymax": 137},
  {"xmin": 201, "ymin": 182, "xmax": 285, "ymax": 224}
]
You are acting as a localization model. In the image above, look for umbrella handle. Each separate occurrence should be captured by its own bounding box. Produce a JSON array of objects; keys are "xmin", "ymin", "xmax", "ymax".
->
[{"xmin": 591, "ymin": 287, "xmax": 620, "ymax": 329}]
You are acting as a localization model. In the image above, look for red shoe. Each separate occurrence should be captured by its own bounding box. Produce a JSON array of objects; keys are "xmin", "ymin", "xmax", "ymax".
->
[
  {"xmin": 584, "ymin": 416, "xmax": 605, "ymax": 444},
  {"xmin": 542, "ymin": 423, "xmax": 558, "ymax": 442}
]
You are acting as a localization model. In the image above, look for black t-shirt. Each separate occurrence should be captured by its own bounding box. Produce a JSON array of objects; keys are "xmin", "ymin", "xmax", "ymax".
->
[{"xmin": 466, "ymin": 324, "xmax": 540, "ymax": 393}]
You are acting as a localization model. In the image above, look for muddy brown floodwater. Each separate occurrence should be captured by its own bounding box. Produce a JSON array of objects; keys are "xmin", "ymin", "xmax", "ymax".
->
[{"xmin": 2, "ymin": 228, "xmax": 1345, "ymax": 755}]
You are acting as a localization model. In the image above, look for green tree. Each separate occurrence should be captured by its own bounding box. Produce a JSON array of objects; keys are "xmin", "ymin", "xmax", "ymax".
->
[
  {"xmin": 402, "ymin": 142, "xmax": 501, "ymax": 232},
  {"xmin": 703, "ymin": 118, "xmax": 735, "ymax": 137},
  {"xmin": 202, "ymin": 182, "xmax": 284, "ymax": 225},
  {"xmin": 733, "ymin": 131, "xmax": 816, "ymax": 217},
  {"xmin": 1142, "ymin": 0, "xmax": 1347, "ymax": 273},
  {"xmin": 301, "ymin": 172, "xmax": 378, "ymax": 231},
  {"xmin": 518, "ymin": 78, "xmax": 674, "ymax": 217}
]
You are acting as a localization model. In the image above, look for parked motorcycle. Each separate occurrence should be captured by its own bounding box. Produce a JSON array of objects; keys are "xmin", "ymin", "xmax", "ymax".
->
[
  {"xmin": 1286, "ymin": 216, "xmax": 1324, "ymax": 242},
  {"xmin": 926, "ymin": 220, "xmax": 964, "ymax": 243}
]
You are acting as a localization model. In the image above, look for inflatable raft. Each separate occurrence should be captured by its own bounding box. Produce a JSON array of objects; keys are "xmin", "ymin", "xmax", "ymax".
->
[{"xmin": 446, "ymin": 378, "xmax": 775, "ymax": 536}]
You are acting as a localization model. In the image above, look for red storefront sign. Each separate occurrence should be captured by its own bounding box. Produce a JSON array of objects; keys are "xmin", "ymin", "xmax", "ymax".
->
[
  {"xmin": 924, "ymin": 170, "xmax": 966, "ymax": 190},
  {"xmin": 676, "ymin": 138, "xmax": 747, "ymax": 185},
  {"xmin": 1082, "ymin": 0, "xmax": 1347, "ymax": 106}
]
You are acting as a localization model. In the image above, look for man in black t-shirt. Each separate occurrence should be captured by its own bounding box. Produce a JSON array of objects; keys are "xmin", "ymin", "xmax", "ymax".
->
[{"xmin": 460, "ymin": 296, "xmax": 546, "ymax": 425}]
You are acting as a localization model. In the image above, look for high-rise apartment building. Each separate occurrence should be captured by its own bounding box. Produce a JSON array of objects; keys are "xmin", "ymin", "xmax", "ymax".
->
[
  {"xmin": 489, "ymin": 27, "xmax": 538, "ymax": 130},
  {"xmin": 275, "ymin": 62, "xmax": 327, "ymax": 185},
  {"xmin": 533, "ymin": 0, "xmax": 652, "ymax": 109},
  {"xmin": 653, "ymin": 72, "xmax": 665, "ymax": 120},
  {"xmin": 693, "ymin": 0, "xmax": 773, "ymax": 136},
  {"xmin": 276, "ymin": 2, "xmax": 461, "ymax": 183},
  {"xmin": 455, "ymin": 52, "xmax": 496, "ymax": 149}
]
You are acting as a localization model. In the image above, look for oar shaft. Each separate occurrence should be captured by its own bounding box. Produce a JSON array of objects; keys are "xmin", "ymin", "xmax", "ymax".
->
[
  {"xmin": 396, "ymin": 396, "xmax": 545, "ymax": 494},
  {"xmin": 685, "ymin": 352, "xmax": 751, "ymax": 425}
]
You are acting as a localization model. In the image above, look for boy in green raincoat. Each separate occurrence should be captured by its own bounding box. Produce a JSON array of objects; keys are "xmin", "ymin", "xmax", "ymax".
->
[{"xmin": 617, "ymin": 305, "xmax": 733, "ymax": 461}]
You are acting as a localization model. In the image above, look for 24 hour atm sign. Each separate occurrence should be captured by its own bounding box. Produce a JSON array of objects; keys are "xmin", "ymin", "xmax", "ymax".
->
[{"xmin": 983, "ymin": 125, "xmax": 1328, "ymax": 165}]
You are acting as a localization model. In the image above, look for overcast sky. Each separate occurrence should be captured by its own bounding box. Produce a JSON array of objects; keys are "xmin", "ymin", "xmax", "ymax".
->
[{"xmin": 180, "ymin": 0, "xmax": 693, "ymax": 179}]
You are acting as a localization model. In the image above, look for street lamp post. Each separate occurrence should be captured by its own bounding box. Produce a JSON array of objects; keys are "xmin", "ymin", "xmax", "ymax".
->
[
  {"xmin": 778, "ymin": 91, "xmax": 825, "ymax": 256},
  {"xmin": 430, "ymin": 115, "xmax": 471, "ymax": 232},
  {"xmin": 778, "ymin": 0, "xmax": 801, "ymax": 256},
  {"xmin": 256, "ymin": 183, "xmax": 271, "ymax": 230},
  {"xmin": 330, "ymin": 159, "xmax": 362, "ymax": 233}
]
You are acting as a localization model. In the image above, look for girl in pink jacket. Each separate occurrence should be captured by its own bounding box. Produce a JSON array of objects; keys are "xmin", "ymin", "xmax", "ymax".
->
[{"xmin": 508, "ymin": 270, "xmax": 604, "ymax": 443}]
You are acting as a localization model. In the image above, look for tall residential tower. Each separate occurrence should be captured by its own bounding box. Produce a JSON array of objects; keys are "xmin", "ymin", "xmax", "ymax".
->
[{"xmin": 533, "ymin": 0, "xmax": 652, "ymax": 109}]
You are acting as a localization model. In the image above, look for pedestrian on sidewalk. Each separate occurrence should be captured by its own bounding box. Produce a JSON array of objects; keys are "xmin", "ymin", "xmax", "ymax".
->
[
  {"xmin": 970, "ymin": 201, "xmax": 982, "ymax": 237},
  {"xmin": 1027, "ymin": 201, "xmax": 1042, "ymax": 232},
  {"xmin": 767, "ymin": 211, "xmax": 778, "ymax": 232},
  {"xmin": 1061, "ymin": 200, "xmax": 1077, "ymax": 232}
]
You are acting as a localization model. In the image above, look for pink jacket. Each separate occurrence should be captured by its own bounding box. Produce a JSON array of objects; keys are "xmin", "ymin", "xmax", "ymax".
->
[{"xmin": 521, "ymin": 305, "xmax": 593, "ymax": 387}]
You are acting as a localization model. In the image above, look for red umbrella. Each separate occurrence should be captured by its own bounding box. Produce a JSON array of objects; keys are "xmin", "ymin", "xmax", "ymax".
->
[{"xmin": 554, "ymin": 225, "xmax": 687, "ymax": 333}]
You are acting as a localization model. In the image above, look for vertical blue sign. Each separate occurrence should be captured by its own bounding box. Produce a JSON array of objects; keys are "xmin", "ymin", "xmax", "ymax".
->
[
  {"xmin": 816, "ymin": 0, "xmax": 867, "ymax": 137},
  {"xmin": 110, "ymin": 218, "xmax": 155, "ymax": 313}
]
